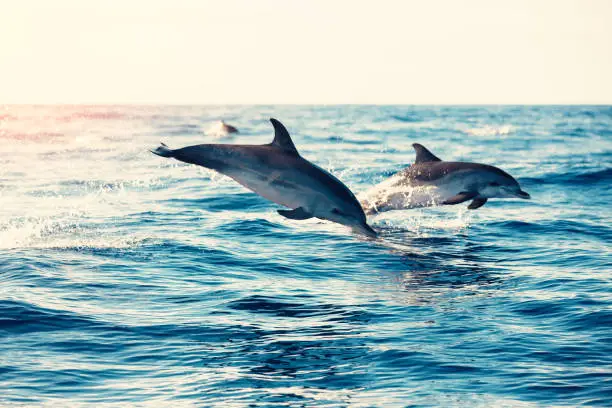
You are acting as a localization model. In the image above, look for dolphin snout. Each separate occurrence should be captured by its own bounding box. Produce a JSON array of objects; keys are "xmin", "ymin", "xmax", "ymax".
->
[
  {"xmin": 516, "ymin": 190, "xmax": 531, "ymax": 199},
  {"xmin": 353, "ymin": 222, "xmax": 378, "ymax": 238}
]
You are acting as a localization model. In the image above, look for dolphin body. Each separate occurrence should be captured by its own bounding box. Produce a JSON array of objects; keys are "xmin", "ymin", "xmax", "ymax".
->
[
  {"xmin": 152, "ymin": 118, "xmax": 377, "ymax": 237},
  {"xmin": 360, "ymin": 143, "xmax": 530, "ymax": 214}
]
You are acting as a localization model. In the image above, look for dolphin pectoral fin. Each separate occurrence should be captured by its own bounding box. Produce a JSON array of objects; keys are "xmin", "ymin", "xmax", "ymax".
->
[
  {"xmin": 468, "ymin": 197, "xmax": 488, "ymax": 210},
  {"xmin": 442, "ymin": 192, "xmax": 478, "ymax": 205},
  {"xmin": 277, "ymin": 207, "xmax": 313, "ymax": 220}
]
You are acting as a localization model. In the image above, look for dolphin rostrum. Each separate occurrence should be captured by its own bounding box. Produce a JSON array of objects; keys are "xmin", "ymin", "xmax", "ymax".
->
[
  {"xmin": 152, "ymin": 118, "xmax": 377, "ymax": 237},
  {"xmin": 360, "ymin": 143, "xmax": 531, "ymax": 214}
]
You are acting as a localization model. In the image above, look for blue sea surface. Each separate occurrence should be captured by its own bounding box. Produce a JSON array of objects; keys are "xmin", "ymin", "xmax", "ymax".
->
[{"xmin": 0, "ymin": 105, "xmax": 611, "ymax": 407}]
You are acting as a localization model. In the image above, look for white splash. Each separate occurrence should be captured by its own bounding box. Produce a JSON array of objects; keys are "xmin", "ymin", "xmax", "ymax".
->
[
  {"xmin": 205, "ymin": 120, "xmax": 239, "ymax": 139},
  {"xmin": 359, "ymin": 174, "xmax": 445, "ymax": 214},
  {"xmin": 464, "ymin": 125, "xmax": 512, "ymax": 136}
]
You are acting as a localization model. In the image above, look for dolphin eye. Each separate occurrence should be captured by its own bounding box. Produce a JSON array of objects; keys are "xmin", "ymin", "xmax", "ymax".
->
[{"xmin": 489, "ymin": 182, "xmax": 500, "ymax": 187}]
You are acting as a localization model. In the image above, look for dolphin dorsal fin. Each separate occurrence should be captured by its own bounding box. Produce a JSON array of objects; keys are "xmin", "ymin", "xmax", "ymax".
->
[
  {"xmin": 269, "ymin": 118, "xmax": 299, "ymax": 154},
  {"xmin": 412, "ymin": 143, "xmax": 442, "ymax": 163}
]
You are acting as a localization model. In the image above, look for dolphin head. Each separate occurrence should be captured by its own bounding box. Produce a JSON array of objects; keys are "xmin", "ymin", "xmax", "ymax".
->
[
  {"xmin": 477, "ymin": 169, "xmax": 530, "ymax": 200},
  {"xmin": 351, "ymin": 222, "xmax": 378, "ymax": 238},
  {"xmin": 323, "ymin": 207, "xmax": 378, "ymax": 238}
]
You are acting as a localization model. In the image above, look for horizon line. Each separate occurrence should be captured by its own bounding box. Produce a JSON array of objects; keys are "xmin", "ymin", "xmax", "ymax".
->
[{"xmin": 3, "ymin": 102, "xmax": 612, "ymax": 106}]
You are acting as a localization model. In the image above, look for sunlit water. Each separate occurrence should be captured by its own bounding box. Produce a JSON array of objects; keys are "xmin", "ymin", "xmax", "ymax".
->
[{"xmin": 1, "ymin": 105, "xmax": 611, "ymax": 407}]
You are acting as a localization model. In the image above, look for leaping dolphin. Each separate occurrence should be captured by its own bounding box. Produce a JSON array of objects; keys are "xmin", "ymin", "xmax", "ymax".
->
[
  {"xmin": 152, "ymin": 118, "xmax": 377, "ymax": 237},
  {"xmin": 360, "ymin": 143, "xmax": 531, "ymax": 214}
]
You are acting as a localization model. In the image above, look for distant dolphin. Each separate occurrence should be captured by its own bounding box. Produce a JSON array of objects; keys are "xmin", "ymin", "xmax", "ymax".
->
[
  {"xmin": 360, "ymin": 143, "xmax": 530, "ymax": 214},
  {"xmin": 152, "ymin": 118, "xmax": 377, "ymax": 237},
  {"xmin": 218, "ymin": 120, "xmax": 239, "ymax": 134},
  {"xmin": 206, "ymin": 120, "xmax": 239, "ymax": 138}
]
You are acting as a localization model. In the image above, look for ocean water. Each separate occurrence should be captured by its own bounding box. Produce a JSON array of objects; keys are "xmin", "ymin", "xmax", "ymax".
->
[{"xmin": 1, "ymin": 105, "xmax": 611, "ymax": 407}]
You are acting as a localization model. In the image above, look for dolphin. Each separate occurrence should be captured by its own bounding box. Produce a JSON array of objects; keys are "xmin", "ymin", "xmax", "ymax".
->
[
  {"xmin": 218, "ymin": 120, "xmax": 239, "ymax": 134},
  {"xmin": 207, "ymin": 120, "xmax": 239, "ymax": 138},
  {"xmin": 360, "ymin": 143, "xmax": 531, "ymax": 214},
  {"xmin": 152, "ymin": 118, "xmax": 377, "ymax": 237}
]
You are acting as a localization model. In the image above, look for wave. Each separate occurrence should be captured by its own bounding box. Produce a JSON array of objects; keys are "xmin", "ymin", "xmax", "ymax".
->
[
  {"xmin": 0, "ymin": 300, "xmax": 109, "ymax": 334},
  {"xmin": 521, "ymin": 168, "xmax": 612, "ymax": 186},
  {"xmin": 226, "ymin": 295, "xmax": 345, "ymax": 318},
  {"xmin": 164, "ymin": 192, "xmax": 270, "ymax": 211},
  {"xmin": 485, "ymin": 219, "xmax": 611, "ymax": 239},
  {"xmin": 390, "ymin": 114, "xmax": 423, "ymax": 123},
  {"xmin": 0, "ymin": 130, "xmax": 65, "ymax": 142},
  {"xmin": 463, "ymin": 125, "xmax": 513, "ymax": 136},
  {"xmin": 0, "ymin": 217, "xmax": 148, "ymax": 250},
  {"xmin": 58, "ymin": 110, "xmax": 127, "ymax": 122},
  {"xmin": 326, "ymin": 135, "xmax": 380, "ymax": 145}
]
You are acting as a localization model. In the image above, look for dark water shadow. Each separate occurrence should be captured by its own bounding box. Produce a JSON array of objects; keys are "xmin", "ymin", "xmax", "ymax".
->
[{"xmin": 375, "ymin": 226, "xmax": 505, "ymax": 292}]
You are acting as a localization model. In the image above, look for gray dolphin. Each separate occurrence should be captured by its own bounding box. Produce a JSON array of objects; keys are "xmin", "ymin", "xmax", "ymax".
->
[
  {"xmin": 152, "ymin": 118, "xmax": 377, "ymax": 237},
  {"xmin": 360, "ymin": 143, "xmax": 531, "ymax": 214},
  {"xmin": 206, "ymin": 120, "xmax": 239, "ymax": 139},
  {"xmin": 219, "ymin": 120, "xmax": 239, "ymax": 134}
]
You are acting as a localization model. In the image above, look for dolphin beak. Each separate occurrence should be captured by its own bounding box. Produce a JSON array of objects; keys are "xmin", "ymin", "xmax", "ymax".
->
[
  {"xmin": 515, "ymin": 190, "xmax": 531, "ymax": 199},
  {"xmin": 353, "ymin": 222, "xmax": 378, "ymax": 238}
]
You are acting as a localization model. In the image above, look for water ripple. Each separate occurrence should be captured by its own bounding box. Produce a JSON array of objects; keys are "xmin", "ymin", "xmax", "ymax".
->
[{"xmin": 0, "ymin": 105, "xmax": 611, "ymax": 406}]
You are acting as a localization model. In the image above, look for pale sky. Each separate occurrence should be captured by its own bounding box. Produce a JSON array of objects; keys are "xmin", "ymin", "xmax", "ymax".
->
[{"xmin": 1, "ymin": 0, "xmax": 611, "ymax": 104}]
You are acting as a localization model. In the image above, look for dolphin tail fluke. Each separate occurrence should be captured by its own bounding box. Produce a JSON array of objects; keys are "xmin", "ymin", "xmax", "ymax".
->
[{"xmin": 150, "ymin": 142, "xmax": 174, "ymax": 158}]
